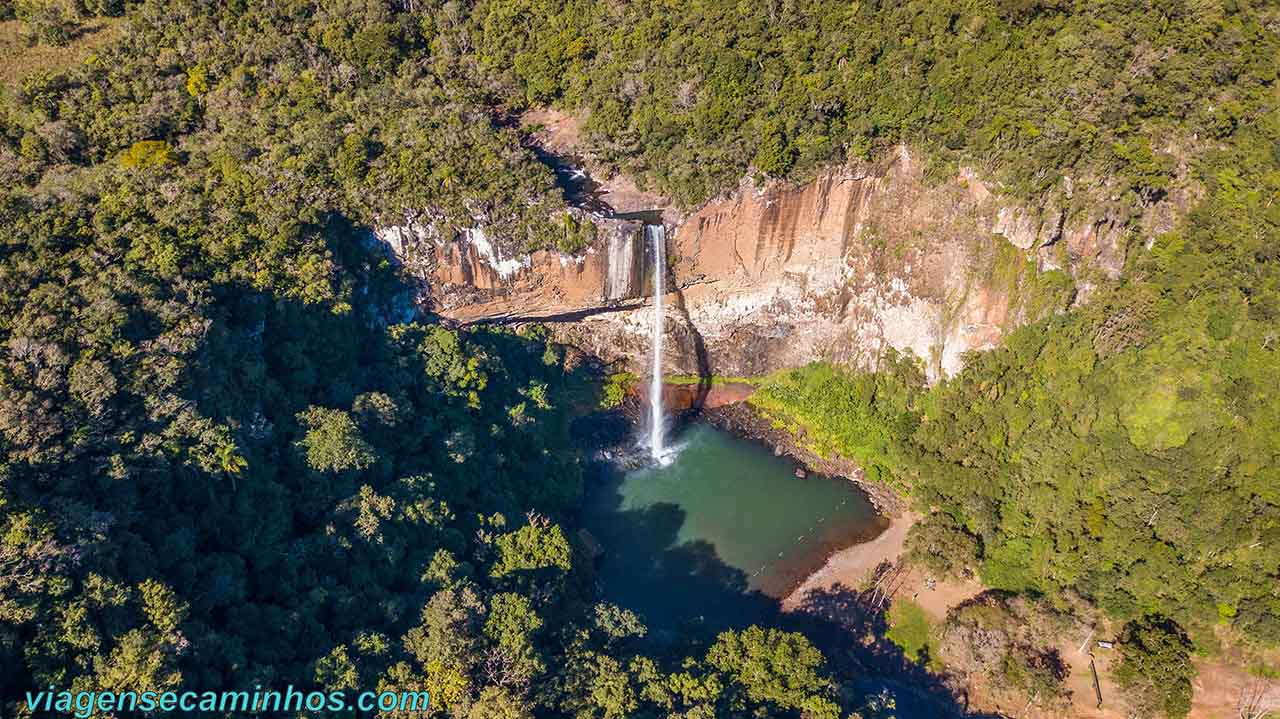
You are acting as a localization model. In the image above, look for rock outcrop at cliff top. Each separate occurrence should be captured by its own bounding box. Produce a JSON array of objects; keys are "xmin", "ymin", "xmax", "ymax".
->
[{"xmin": 379, "ymin": 147, "xmax": 1129, "ymax": 380}]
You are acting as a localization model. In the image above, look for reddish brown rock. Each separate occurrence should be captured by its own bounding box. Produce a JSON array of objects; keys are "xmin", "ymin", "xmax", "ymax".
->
[{"xmin": 380, "ymin": 146, "xmax": 1135, "ymax": 380}]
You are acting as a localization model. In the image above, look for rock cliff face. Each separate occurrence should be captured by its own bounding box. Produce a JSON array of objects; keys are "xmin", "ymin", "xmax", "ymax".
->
[{"xmin": 381, "ymin": 147, "xmax": 1130, "ymax": 380}]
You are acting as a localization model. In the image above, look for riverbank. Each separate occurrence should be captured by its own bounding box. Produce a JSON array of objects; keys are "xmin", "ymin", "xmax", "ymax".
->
[
  {"xmin": 782, "ymin": 509, "xmax": 984, "ymax": 645},
  {"xmin": 620, "ymin": 383, "xmax": 1272, "ymax": 719},
  {"xmin": 782, "ymin": 510, "xmax": 1266, "ymax": 719},
  {"xmin": 699, "ymin": 401, "xmax": 906, "ymax": 514}
]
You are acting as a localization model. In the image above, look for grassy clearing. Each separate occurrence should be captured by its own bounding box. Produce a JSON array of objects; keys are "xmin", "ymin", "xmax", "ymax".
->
[
  {"xmin": 0, "ymin": 18, "xmax": 123, "ymax": 87},
  {"xmin": 886, "ymin": 599, "xmax": 942, "ymax": 670}
]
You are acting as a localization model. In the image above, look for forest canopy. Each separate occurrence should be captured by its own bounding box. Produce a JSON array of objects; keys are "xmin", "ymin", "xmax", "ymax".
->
[
  {"xmin": 0, "ymin": 1, "xmax": 854, "ymax": 716},
  {"xmin": 1, "ymin": 0, "xmax": 1277, "ymax": 718}
]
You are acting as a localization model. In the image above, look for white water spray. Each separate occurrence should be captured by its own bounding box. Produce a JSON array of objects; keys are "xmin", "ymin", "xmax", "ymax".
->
[{"xmin": 646, "ymin": 225, "xmax": 667, "ymax": 463}]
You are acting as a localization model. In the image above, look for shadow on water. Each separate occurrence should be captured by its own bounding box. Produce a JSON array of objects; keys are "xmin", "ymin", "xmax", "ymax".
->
[
  {"xmin": 585, "ymin": 496, "xmax": 778, "ymax": 635},
  {"xmin": 583, "ymin": 456, "xmax": 1002, "ymax": 719}
]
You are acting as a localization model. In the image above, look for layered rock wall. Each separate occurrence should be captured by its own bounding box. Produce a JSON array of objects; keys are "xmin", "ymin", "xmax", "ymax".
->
[{"xmin": 381, "ymin": 148, "xmax": 1129, "ymax": 380}]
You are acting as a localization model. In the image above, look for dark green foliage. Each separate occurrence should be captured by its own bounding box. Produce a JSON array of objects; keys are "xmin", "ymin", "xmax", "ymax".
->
[
  {"xmin": 1114, "ymin": 618, "xmax": 1196, "ymax": 718},
  {"xmin": 0, "ymin": 3, "xmax": 850, "ymax": 716},
  {"xmin": 474, "ymin": 0, "xmax": 1279, "ymax": 209},
  {"xmin": 904, "ymin": 512, "xmax": 982, "ymax": 579}
]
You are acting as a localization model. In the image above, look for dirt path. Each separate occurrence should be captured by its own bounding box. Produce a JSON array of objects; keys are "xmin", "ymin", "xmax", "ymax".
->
[
  {"xmin": 782, "ymin": 511, "xmax": 1268, "ymax": 718},
  {"xmin": 783, "ymin": 511, "xmax": 984, "ymax": 616}
]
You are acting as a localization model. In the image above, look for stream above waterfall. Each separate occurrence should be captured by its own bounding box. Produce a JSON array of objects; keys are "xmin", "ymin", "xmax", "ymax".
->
[{"xmin": 582, "ymin": 422, "xmax": 885, "ymax": 635}]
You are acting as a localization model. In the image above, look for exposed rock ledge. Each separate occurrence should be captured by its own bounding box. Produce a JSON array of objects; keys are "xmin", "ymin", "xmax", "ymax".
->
[{"xmin": 379, "ymin": 147, "xmax": 1131, "ymax": 380}]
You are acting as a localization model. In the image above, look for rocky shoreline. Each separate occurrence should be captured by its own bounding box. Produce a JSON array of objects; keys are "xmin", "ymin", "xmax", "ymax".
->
[
  {"xmin": 696, "ymin": 401, "xmax": 906, "ymax": 516},
  {"xmin": 608, "ymin": 378, "xmax": 906, "ymax": 516}
]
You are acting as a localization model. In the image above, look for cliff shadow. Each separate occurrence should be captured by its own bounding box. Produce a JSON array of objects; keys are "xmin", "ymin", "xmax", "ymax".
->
[
  {"xmin": 522, "ymin": 140, "xmax": 615, "ymax": 215},
  {"xmin": 667, "ymin": 280, "xmax": 715, "ymax": 433},
  {"xmin": 614, "ymin": 209, "xmax": 666, "ymax": 224},
  {"xmin": 456, "ymin": 299, "xmax": 650, "ymax": 327},
  {"xmin": 581, "ymin": 459, "xmax": 991, "ymax": 718}
]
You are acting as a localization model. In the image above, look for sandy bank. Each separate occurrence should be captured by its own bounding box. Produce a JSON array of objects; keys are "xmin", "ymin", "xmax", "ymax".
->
[{"xmin": 782, "ymin": 511, "xmax": 917, "ymax": 610}]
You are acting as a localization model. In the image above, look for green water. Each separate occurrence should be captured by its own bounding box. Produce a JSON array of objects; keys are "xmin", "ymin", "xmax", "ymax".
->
[{"xmin": 583, "ymin": 423, "xmax": 886, "ymax": 633}]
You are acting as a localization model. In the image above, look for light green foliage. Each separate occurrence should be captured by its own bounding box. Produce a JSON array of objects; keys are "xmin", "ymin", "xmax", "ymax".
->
[
  {"xmin": 980, "ymin": 236, "xmax": 1075, "ymax": 326},
  {"xmin": 91, "ymin": 629, "xmax": 182, "ymax": 693},
  {"xmin": 395, "ymin": 324, "xmax": 491, "ymax": 408},
  {"xmin": 314, "ymin": 645, "xmax": 359, "ymax": 691},
  {"xmin": 752, "ymin": 123, "xmax": 797, "ymax": 178},
  {"xmin": 137, "ymin": 579, "xmax": 186, "ymax": 635},
  {"xmin": 490, "ymin": 521, "xmax": 572, "ymax": 580},
  {"xmin": 598, "ymin": 372, "xmax": 633, "ymax": 409},
  {"xmin": 979, "ymin": 539, "xmax": 1040, "ymax": 594},
  {"xmin": 184, "ymin": 64, "xmax": 208, "ymax": 96},
  {"xmin": 119, "ymin": 140, "xmax": 175, "ymax": 168},
  {"xmin": 704, "ymin": 626, "xmax": 840, "ymax": 719},
  {"xmin": 467, "ymin": 686, "xmax": 534, "ymax": 719},
  {"xmin": 483, "ymin": 593, "xmax": 545, "ymax": 686},
  {"xmin": 296, "ymin": 406, "xmax": 377, "ymax": 472},
  {"xmin": 749, "ymin": 354, "xmax": 923, "ymax": 487}
]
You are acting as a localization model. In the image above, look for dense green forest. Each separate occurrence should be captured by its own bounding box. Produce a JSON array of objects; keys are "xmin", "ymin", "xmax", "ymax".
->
[
  {"xmin": 2, "ymin": 0, "xmax": 1277, "ymax": 717},
  {"xmin": 750, "ymin": 65, "xmax": 1279, "ymax": 719},
  {"xmin": 0, "ymin": 2, "xmax": 847, "ymax": 718},
  {"xmin": 471, "ymin": 0, "xmax": 1276, "ymax": 211}
]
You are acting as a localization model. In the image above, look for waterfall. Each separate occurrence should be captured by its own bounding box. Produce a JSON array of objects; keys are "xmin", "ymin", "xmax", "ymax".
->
[{"xmin": 646, "ymin": 225, "xmax": 667, "ymax": 462}]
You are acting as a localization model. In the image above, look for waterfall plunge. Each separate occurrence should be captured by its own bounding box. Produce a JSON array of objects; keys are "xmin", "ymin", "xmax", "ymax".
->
[{"xmin": 646, "ymin": 225, "xmax": 668, "ymax": 464}]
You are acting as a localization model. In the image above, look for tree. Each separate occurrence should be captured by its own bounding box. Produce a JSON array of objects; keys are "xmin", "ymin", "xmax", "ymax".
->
[
  {"xmin": 1235, "ymin": 677, "xmax": 1279, "ymax": 719},
  {"xmin": 137, "ymin": 579, "xmax": 187, "ymax": 636},
  {"xmin": 1114, "ymin": 618, "xmax": 1196, "ymax": 719},
  {"xmin": 482, "ymin": 593, "xmax": 544, "ymax": 691},
  {"xmin": 296, "ymin": 406, "xmax": 377, "ymax": 472},
  {"xmin": 401, "ymin": 588, "xmax": 485, "ymax": 712},
  {"xmin": 314, "ymin": 645, "xmax": 359, "ymax": 692},
  {"xmin": 490, "ymin": 519, "xmax": 572, "ymax": 582},
  {"xmin": 91, "ymin": 629, "xmax": 182, "ymax": 694},
  {"xmin": 705, "ymin": 626, "xmax": 840, "ymax": 719},
  {"xmin": 752, "ymin": 124, "xmax": 796, "ymax": 178},
  {"xmin": 467, "ymin": 686, "xmax": 534, "ymax": 719}
]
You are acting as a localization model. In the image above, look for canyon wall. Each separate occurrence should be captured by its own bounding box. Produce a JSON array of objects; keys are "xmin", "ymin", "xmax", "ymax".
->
[{"xmin": 382, "ymin": 147, "xmax": 1130, "ymax": 380}]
